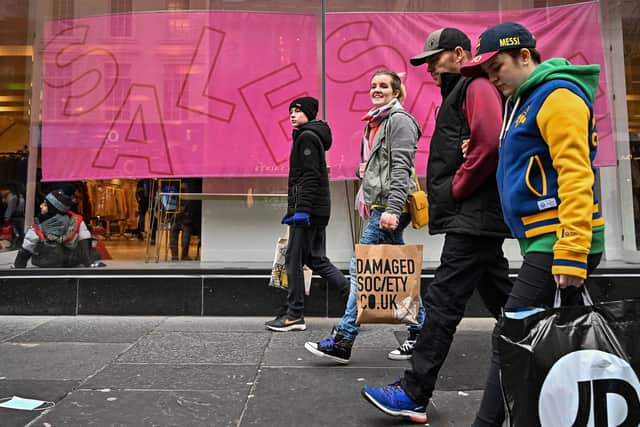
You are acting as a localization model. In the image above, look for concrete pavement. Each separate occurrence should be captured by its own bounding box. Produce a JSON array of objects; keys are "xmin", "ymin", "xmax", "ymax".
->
[{"xmin": 0, "ymin": 316, "xmax": 496, "ymax": 426}]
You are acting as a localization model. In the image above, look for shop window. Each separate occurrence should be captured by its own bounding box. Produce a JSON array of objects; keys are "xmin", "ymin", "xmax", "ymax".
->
[
  {"xmin": 110, "ymin": 0, "xmax": 133, "ymax": 37},
  {"xmin": 50, "ymin": 0, "xmax": 74, "ymax": 34},
  {"xmin": 622, "ymin": 0, "xmax": 640, "ymax": 248}
]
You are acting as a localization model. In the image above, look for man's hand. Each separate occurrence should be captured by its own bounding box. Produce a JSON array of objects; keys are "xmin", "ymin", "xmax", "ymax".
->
[
  {"xmin": 379, "ymin": 212, "xmax": 399, "ymax": 230},
  {"xmin": 283, "ymin": 212, "xmax": 311, "ymax": 226},
  {"xmin": 554, "ymin": 273, "xmax": 584, "ymax": 288},
  {"xmin": 461, "ymin": 138, "xmax": 470, "ymax": 158}
]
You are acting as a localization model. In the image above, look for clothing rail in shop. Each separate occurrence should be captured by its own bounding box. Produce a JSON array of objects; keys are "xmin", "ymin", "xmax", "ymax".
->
[{"xmin": 159, "ymin": 193, "xmax": 287, "ymax": 200}]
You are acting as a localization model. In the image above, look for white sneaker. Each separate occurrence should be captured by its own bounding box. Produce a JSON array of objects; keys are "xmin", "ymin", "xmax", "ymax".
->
[{"xmin": 388, "ymin": 339, "xmax": 416, "ymax": 360}]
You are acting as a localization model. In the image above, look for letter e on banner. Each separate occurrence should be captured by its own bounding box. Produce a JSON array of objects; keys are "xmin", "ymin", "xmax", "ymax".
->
[{"xmin": 239, "ymin": 63, "xmax": 309, "ymax": 164}]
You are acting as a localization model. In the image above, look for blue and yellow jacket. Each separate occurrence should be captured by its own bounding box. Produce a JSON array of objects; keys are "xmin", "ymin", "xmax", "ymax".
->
[{"xmin": 497, "ymin": 58, "xmax": 604, "ymax": 279}]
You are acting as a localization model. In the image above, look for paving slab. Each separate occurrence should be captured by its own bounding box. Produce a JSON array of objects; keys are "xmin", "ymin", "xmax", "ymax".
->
[
  {"xmin": 241, "ymin": 366, "xmax": 401, "ymax": 426},
  {"xmin": 0, "ymin": 342, "xmax": 128, "ymax": 380},
  {"xmin": 263, "ymin": 347, "xmax": 411, "ymax": 368},
  {"xmin": 83, "ymin": 364, "xmax": 257, "ymax": 391},
  {"xmin": 9, "ymin": 316, "xmax": 166, "ymax": 343},
  {"xmin": 118, "ymin": 332, "xmax": 269, "ymax": 364},
  {"xmin": 0, "ymin": 317, "xmax": 52, "ymax": 342},
  {"xmin": 268, "ymin": 324, "xmax": 404, "ymax": 349},
  {"xmin": 0, "ymin": 379, "xmax": 78, "ymax": 427},
  {"xmin": 418, "ymin": 390, "xmax": 485, "ymax": 426},
  {"xmin": 33, "ymin": 389, "xmax": 246, "ymax": 426},
  {"xmin": 395, "ymin": 329, "xmax": 492, "ymax": 391},
  {"xmin": 157, "ymin": 316, "xmax": 273, "ymax": 333}
]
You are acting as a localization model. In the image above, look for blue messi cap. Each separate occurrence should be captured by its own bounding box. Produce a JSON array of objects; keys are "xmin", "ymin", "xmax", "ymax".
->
[{"xmin": 461, "ymin": 22, "xmax": 536, "ymax": 77}]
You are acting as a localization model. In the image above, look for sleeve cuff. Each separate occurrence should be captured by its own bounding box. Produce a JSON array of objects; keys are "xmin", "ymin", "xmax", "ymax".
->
[{"xmin": 552, "ymin": 249, "xmax": 588, "ymax": 279}]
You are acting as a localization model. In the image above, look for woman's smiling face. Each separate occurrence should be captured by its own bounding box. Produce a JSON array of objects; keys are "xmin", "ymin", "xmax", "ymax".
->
[{"xmin": 370, "ymin": 74, "xmax": 398, "ymax": 108}]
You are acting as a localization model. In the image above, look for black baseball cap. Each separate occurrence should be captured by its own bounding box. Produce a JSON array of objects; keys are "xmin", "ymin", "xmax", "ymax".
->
[
  {"xmin": 410, "ymin": 28, "xmax": 471, "ymax": 66},
  {"xmin": 461, "ymin": 22, "xmax": 536, "ymax": 77}
]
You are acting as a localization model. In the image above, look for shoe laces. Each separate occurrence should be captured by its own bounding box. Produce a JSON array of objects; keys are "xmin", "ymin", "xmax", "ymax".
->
[
  {"xmin": 388, "ymin": 379, "xmax": 403, "ymax": 387},
  {"xmin": 398, "ymin": 339, "xmax": 416, "ymax": 352},
  {"xmin": 318, "ymin": 335, "xmax": 336, "ymax": 349},
  {"xmin": 318, "ymin": 327, "xmax": 342, "ymax": 348},
  {"xmin": 379, "ymin": 381, "xmax": 406, "ymax": 401}
]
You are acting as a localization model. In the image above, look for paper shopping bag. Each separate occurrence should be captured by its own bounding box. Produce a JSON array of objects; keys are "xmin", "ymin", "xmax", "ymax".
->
[
  {"xmin": 355, "ymin": 244, "xmax": 423, "ymax": 324},
  {"xmin": 268, "ymin": 232, "xmax": 289, "ymax": 291},
  {"xmin": 268, "ymin": 228, "xmax": 312, "ymax": 295}
]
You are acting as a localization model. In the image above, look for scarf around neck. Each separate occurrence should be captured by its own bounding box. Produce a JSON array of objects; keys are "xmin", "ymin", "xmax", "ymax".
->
[{"xmin": 362, "ymin": 98, "xmax": 398, "ymax": 126}]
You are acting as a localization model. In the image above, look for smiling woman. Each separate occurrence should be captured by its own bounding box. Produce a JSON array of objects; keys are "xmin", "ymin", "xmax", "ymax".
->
[{"xmin": 304, "ymin": 69, "xmax": 427, "ymax": 365}]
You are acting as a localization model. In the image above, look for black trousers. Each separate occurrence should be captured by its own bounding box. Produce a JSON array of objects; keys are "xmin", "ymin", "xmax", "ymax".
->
[
  {"xmin": 170, "ymin": 221, "xmax": 193, "ymax": 260},
  {"xmin": 472, "ymin": 251, "xmax": 603, "ymax": 427},
  {"xmin": 401, "ymin": 234, "xmax": 513, "ymax": 405},
  {"xmin": 285, "ymin": 224, "xmax": 348, "ymax": 318}
]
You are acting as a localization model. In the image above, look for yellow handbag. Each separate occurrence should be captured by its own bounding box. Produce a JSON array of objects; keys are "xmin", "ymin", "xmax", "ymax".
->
[{"xmin": 406, "ymin": 177, "xmax": 428, "ymax": 229}]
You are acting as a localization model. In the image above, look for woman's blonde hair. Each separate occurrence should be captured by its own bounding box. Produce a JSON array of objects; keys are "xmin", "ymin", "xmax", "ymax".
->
[{"xmin": 372, "ymin": 70, "xmax": 407, "ymax": 103}]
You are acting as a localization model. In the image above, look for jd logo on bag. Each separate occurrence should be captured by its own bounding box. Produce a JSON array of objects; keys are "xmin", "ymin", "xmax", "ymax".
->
[
  {"xmin": 538, "ymin": 350, "xmax": 640, "ymax": 426},
  {"xmin": 355, "ymin": 244, "xmax": 422, "ymax": 325},
  {"xmin": 498, "ymin": 290, "xmax": 640, "ymax": 427}
]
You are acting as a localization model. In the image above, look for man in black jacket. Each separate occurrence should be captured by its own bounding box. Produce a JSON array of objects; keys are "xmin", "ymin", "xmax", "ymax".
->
[
  {"xmin": 361, "ymin": 28, "xmax": 513, "ymax": 425},
  {"xmin": 265, "ymin": 96, "xmax": 348, "ymax": 332}
]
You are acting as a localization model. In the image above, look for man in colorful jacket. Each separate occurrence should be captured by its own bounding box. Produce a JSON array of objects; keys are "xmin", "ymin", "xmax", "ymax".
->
[{"xmin": 456, "ymin": 22, "xmax": 604, "ymax": 426}]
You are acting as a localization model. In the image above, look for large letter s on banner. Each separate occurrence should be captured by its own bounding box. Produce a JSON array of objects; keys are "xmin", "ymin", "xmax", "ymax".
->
[{"xmin": 43, "ymin": 25, "xmax": 118, "ymax": 116}]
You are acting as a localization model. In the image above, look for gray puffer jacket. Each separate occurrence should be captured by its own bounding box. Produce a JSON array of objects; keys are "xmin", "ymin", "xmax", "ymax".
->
[{"xmin": 362, "ymin": 103, "xmax": 421, "ymax": 216}]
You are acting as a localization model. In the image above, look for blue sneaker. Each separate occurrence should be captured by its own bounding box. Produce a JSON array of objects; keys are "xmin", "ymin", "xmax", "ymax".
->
[{"xmin": 361, "ymin": 381, "xmax": 428, "ymax": 423}]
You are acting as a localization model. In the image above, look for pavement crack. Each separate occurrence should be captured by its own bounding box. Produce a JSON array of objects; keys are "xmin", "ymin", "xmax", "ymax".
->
[{"xmin": 236, "ymin": 330, "xmax": 272, "ymax": 426}]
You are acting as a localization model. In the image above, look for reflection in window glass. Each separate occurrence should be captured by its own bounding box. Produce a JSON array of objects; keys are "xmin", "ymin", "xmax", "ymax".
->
[{"xmin": 622, "ymin": 0, "xmax": 640, "ymax": 248}]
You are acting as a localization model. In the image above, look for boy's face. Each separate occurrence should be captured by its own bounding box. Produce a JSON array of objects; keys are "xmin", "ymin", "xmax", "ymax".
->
[
  {"xmin": 289, "ymin": 108, "xmax": 309, "ymax": 128},
  {"xmin": 40, "ymin": 201, "xmax": 48, "ymax": 214},
  {"xmin": 482, "ymin": 51, "xmax": 531, "ymax": 97}
]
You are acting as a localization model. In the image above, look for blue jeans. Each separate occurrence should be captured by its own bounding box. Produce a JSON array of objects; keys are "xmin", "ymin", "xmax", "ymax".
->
[{"xmin": 336, "ymin": 208, "xmax": 426, "ymax": 342}]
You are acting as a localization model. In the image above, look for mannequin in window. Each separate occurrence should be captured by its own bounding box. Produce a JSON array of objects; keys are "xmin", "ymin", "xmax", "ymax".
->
[{"xmin": 169, "ymin": 179, "xmax": 200, "ymax": 261}]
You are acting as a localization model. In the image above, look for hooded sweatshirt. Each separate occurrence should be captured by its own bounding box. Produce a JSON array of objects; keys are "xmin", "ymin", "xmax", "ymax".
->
[
  {"xmin": 286, "ymin": 119, "xmax": 333, "ymax": 225},
  {"xmin": 497, "ymin": 58, "xmax": 604, "ymax": 279}
]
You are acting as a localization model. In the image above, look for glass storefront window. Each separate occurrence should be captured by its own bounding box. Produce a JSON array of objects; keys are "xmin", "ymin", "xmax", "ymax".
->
[
  {"xmin": 622, "ymin": 0, "xmax": 640, "ymax": 249},
  {"xmin": 0, "ymin": 1, "xmax": 30, "ymax": 254},
  {"xmin": 1, "ymin": 0, "xmax": 639, "ymax": 267}
]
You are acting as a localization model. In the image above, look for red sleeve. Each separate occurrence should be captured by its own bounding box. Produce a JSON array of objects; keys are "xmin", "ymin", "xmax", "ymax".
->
[{"xmin": 451, "ymin": 77, "xmax": 503, "ymax": 201}]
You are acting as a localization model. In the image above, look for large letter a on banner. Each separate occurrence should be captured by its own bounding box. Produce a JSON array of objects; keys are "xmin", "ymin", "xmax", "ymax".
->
[{"xmin": 92, "ymin": 84, "xmax": 173, "ymax": 175}]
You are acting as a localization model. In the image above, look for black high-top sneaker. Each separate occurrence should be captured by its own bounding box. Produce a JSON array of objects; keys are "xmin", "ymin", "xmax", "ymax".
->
[{"xmin": 304, "ymin": 327, "xmax": 352, "ymax": 364}]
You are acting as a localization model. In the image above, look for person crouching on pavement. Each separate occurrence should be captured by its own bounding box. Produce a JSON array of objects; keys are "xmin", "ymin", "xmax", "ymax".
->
[
  {"xmin": 304, "ymin": 71, "xmax": 425, "ymax": 364},
  {"xmin": 13, "ymin": 189, "xmax": 94, "ymax": 268},
  {"xmin": 265, "ymin": 96, "xmax": 349, "ymax": 332}
]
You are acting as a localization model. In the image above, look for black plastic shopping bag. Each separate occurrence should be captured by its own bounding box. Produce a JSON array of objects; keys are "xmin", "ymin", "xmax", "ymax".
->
[{"xmin": 497, "ymin": 288, "xmax": 640, "ymax": 427}]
